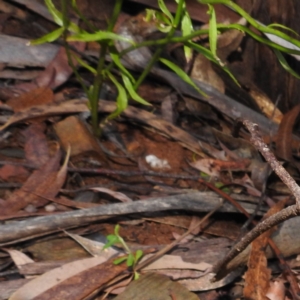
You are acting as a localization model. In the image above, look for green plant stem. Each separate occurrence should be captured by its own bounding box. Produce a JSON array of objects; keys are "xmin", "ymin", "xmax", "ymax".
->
[
  {"xmin": 60, "ymin": 1, "xmax": 90, "ymax": 97},
  {"xmin": 134, "ymin": 0, "xmax": 185, "ymax": 90},
  {"xmin": 90, "ymin": 0, "xmax": 123, "ymax": 136}
]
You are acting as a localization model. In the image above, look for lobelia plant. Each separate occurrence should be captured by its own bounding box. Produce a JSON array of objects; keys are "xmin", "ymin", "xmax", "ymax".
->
[{"xmin": 33, "ymin": 0, "xmax": 300, "ymax": 136}]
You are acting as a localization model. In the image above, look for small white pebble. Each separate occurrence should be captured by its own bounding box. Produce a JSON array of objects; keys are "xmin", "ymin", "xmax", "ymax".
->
[
  {"xmin": 145, "ymin": 154, "xmax": 171, "ymax": 169},
  {"xmin": 45, "ymin": 204, "xmax": 57, "ymax": 212}
]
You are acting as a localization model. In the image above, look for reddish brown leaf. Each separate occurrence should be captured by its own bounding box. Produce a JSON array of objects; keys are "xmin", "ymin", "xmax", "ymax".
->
[
  {"xmin": 243, "ymin": 199, "xmax": 288, "ymax": 300},
  {"xmin": 22, "ymin": 123, "xmax": 50, "ymax": 168},
  {"xmin": 0, "ymin": 149, "xmax": 67, "ymax": 215},
  {"xmin": 0, "ymin": 164, "xmax": 29, "ymax": 182},
  {"xmin": 6, "ymin": 87, "xmax": 54, "ymax": 112}
]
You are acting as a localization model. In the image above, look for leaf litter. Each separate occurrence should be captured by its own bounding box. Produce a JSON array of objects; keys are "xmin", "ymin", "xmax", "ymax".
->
[{"xmin": 0, "ymin": 1, "xmax": 300, "ymax": 300}]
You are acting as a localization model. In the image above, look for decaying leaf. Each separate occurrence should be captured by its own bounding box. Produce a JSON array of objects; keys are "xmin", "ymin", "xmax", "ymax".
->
[
  {"xmin": 0, "ymin": 148, "xmax": 67, "ymax": 215},
  {"xmin": 243, "ymin": 199, "xmax": 288, "ymax": 300},
  {"xmin": 9, "ymin": 256, "xmax": 127, "ymax": 300}
]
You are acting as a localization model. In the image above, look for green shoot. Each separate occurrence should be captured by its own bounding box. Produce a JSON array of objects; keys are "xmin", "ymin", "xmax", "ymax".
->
[{"xmin": 103, "ymin": 225, "xmax": 144, "ymax": 280}]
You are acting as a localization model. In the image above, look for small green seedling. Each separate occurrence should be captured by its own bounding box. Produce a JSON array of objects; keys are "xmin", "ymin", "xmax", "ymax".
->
[{"xmin": 103, "ymin": 224, "xmax": 143, "ymax": 280}]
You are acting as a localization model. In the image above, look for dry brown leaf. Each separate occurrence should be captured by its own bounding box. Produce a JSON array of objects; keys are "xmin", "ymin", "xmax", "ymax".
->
[
  {"xmin": 248, "ymin": 88, "xmax": 283, "ymax": 125},
  {"xmin": 266, "ymin": 280, "xmax": 286, "ymax": 300},
  {"xmin": 142, "ymin": 254, "xmax": 211, "ymax": 272},
  {"xmin": 90, "ymin": 187, "xmax": 133, "ymax": 202},
  {"xmin": 53, "ymin": 115, "xmax": 108, "ymax": 167},
  {"xmin": 191, "ymin": 53, "xmax": 224, "ymax": 93},
  {"xmin": 0, "ymin": 99, "xmax": 88, "ymax": 131},
  {"xmin": 22, "ymin": 123, "xmax": 50, "ymax": 168},
  {"xmin": 114, "ymin": 272, "xmax": 199, "ymax": 300},
  {"xmin": 190, "ymin": 158, "xmax": 251, "ymax": 177},
  {"xmin": 243, "ymin": 199, "xmax": 288, "ymax": 300},
  {"xmin": 0, "ymin": 164, "xmax": 29, "ymax": 182},
  {"xmin": 9, "ymin": 256, "xmax": 127, "ymax": 300},
  {"xmin": 6, "ymin": 87, "xmax": 54, "ymax": 112},
  {"xmin": 0, "ymin": 148, "xmax": 67, "ymax": 215}
]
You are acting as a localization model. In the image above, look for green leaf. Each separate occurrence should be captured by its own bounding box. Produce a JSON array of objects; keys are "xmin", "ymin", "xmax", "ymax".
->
[
  {"xmin": 30, "ymin": 27, "xmax": 64, "ymax": 45},
  {"xmin": 44, "ymin": 0, "xmax": 64, "ymax": 26},
  {"xmin": 113, "ymin": 256, "xmax": 127, "ymax": 265},
  {"xmin": 158, "ymin": 0, "xmax": 174, "ymax": 23},
  {"xmin": 134, "ymin": 271, "xmax": 140, "ymax": 280},
  {"xmin": 68, "ymin": 31, "xmax": 135, "ymax": 44},
  {"xmin": 44, "ymin": 0, "xmax": 80, "ymax": 33},
  {"xmin": 273, "ymin": 49, "xmax": 300, "ymax": 79},
  {"xmin": 74, "ymin": 56, "xmax": 97, "ymax": 74},
  {"xmin": 114, "ymin": 224, "xmax": 121, "ymax": 236},
  {"xmin": 160, "ymin": 58, "xmax": 207, "ymax": 97},
  {"xmin": 122, "ymin": 74, "xmax": 151, "ymax": 106},
  {"xmin": 268, "ymin": 23, "xmax": 299, "ymax": 37},
  {"xmin": 126, "ymin": 253, "xmax": 135, "ymax": 267},
  {"xmin": 185, "ymin": 41, "xmax": 240, "ymax": 86},
  {"xmin": 207, "ymin": 4, "xmax": 218, "ymax": 59},
  {"xmin": 103, "ymin": 235, "xmax": 119, "ymax": 249},
  {"xmin": 110, "ymin": 48, "xmax": 135, "ymax": 82},
  {"xmin": 181, "ymin": 12, "xmax": 193, "ymax": 62},
  {"xmin": 107, "ymin": 72, "xmax": 128, "ymax": 120},
  {"xmin": 135, "ymin": 250, "xmax": 144, "ymax": 263}
]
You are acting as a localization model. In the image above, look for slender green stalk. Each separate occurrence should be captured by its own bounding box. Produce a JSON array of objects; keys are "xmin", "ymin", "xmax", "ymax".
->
[
  {"xmin": 89, "ymin": 0, "xmax": 123, "ymax": 136},
  {"xmin": 61, "ymin": 0, "xmax": 90, "ymax": 97}
]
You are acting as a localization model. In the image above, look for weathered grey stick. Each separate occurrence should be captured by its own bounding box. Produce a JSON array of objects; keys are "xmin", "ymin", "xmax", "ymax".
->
[{"xmin": 0, "ymin": 192, "xmax": 262, "ymax": 245}]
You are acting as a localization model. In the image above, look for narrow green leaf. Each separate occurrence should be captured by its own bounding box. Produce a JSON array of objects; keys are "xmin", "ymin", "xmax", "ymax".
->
[
  {"xmin": 122, "ymin": 74, "xmax": 151, "ymax": 106},
  {"xmin": 113, "ymin": 256, "xmax": 127, "ymax": 265},
  {"xmin": 268, "ymin": 23, "xmax": 299, "ymax": 36},
  {"xmin": 68, "ymin": 31, "xmax": 135, "ymax": 44},
  {"xmin": 181, "ymin": 12, "xmax": 193, "ymax": 62},
  {"xmin": 273, "ymin": 49, "xmax": 300, "ymax": 79},
  {"xmin": 74, "ymin": 56, "xmax": 97, "ymax": 74},
  {"xmin": 158, "ymin": 0, "xmax": 174, "ymax": 23},
  {"xmin": 160, "ymin": 58, "xmax": 207, "ymax": 96},
  {"xmin": 110, "ymin": 48, "xmax": 135, "ymax": 82},
  {"xmin": 30, "ymin": 27, "xmax": 64, "ymax": 45},
  {"xmin": 207, "ymin": 4, "xmax": 218, "ymax": 59},
  {"xmin": 44, "ymin": 0, "xmax": 63, "ymax": 26},
  {"xmin": 107, "ymin": 72, "xmax": 128, "ymax": 120}
]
